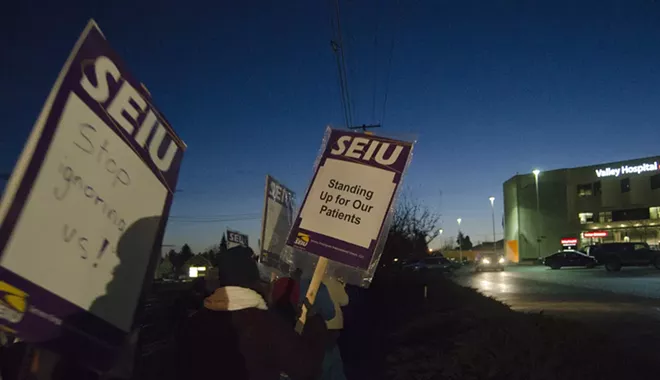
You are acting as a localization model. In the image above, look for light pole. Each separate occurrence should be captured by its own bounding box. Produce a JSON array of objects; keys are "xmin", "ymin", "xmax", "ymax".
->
[
  {"xmin": 438, "ymin": 228, "xmax": 443, "ymax": 251},
  {"xmin": 533, "ymin": 169, "xmax": 541, "ymax": 259},
  {"xmin": 457, "ymin": 218, "xmax": 463, "ymax": 262},
  {"xmin": 489, "ymin": 196, "xmax": 496, "ymax": 254}
]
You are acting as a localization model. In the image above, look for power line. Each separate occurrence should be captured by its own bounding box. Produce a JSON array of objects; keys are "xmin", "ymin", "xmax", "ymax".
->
[
  {"xmin": 168, "ymin": 216, "xmax": 260, "ymax": 224},
  {"xmin": 335, "ymin": 0, "xmax": 354, "ymax": 128},
  {"xmin": 371, "ymin": 4, "xmax": 383, "ymax": 123},
  {"xmin": 169, "ymin": 212, "xmax": 261, "ymax": 223},
  {"xmin": 330, "ymin": 0, "xmax": 354, "ymax": 128},
  {"xmin": 331, "ymin": 41, "xmax": 350, "ymax": 128},
  {"xmin": 170, "ymin": 212, "xmax": 260, "ymax": 218},
  {"xmin": 380, "ymin": 0, "xmax": 402, "ymax": 128}
]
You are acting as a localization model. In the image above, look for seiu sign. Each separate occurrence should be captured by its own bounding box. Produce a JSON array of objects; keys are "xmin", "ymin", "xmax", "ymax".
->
[
  {"xmin": 79, "ymin": 56, "xmax": 179, "ymax": 174},
  {"xmin": 269, "ymin": 181, "xmax": 293, "ymax": 208},
  {"xmin": 330, "ymin": 135, "xmax": 404, "ymax": 167}
]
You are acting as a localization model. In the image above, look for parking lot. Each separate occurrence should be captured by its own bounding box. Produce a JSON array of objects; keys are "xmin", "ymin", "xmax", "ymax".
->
[
  {"xmin": 452, "ymin": 264, "xmax": 660, "ymax": 355},
  {"xmin": 504, "ymin": 265, "xmax": 660, "ymax": 299}
]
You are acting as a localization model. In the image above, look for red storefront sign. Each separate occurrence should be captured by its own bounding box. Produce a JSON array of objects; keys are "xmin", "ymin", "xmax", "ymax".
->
[{"xmin": 584, "ymin": 231, "xmax": 608, "ymax": 238}]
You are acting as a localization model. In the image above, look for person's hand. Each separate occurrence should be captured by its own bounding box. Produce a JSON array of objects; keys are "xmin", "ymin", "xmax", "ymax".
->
[{"xmin": 301, "ymin": 298, "xmax": 317, "ymax": 318}]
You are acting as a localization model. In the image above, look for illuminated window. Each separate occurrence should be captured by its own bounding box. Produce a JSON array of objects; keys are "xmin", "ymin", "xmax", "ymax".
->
[
  {"xmin": 577, "ymin": 184, "xmax": 593, "ymax": 197},
  {"xmin": 650, "ymin": 207, "xmax": 660, "ymax": 220},
  {"xmin": 579, "ymin": 212, "xmax": 594, "ymax": 224},
  {"xmin": 599, "ymin": 211, "xmax": 612, "ymax": 223}
]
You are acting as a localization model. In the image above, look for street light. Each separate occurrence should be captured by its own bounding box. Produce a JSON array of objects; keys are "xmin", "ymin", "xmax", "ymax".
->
[
  {"xmin": 457, "ymin": 218, "xmax": 463, "ymax": 262},
  {"xmin": 532, "ymin": 169, "xmax": 541, "ymax": 259},
  {"xmin": 489, "ymin": 196, "xmax": 496, "ymax": 254}
]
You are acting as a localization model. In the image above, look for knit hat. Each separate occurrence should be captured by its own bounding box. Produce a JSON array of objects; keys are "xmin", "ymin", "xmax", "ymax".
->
[{"xmin": 216, "ymin": 246, "xmax": 260, "ymax": 289}]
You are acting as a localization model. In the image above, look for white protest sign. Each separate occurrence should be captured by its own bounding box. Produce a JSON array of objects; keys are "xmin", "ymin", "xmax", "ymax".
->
[{"xmin": 0, "ymin": 19, "xmax": 185, "ymax": 355}]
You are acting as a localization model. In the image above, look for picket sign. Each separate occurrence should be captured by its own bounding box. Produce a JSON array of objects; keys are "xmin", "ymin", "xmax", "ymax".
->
[
  {"xmin": 294, "ymin": 257, "xmax": 329, "ymax": 334},
  {"xmin": 294, "ymin": 131, "xmax": 375, "ymax": 334}
]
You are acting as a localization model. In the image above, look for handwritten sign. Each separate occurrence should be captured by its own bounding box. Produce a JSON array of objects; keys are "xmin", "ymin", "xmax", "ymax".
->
[
  {"xmin": 0, "ymin": 20, "xmax": 185, "ymax": 368},
  {"xmin": 287, "ymin": 128, "xmax": 413, "ymax": 269}
]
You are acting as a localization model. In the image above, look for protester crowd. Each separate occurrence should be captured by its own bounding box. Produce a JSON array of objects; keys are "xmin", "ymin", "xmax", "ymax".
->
[
  {"xmin": 177, "ymin": 246, "xmax": 350, "ymax": 380},
  {"xmin": 0, "ymin": 245, "xmax": 350, "ymax": 380}
]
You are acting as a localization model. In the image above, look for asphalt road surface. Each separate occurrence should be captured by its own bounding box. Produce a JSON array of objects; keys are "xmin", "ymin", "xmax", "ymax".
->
[{"xmin": 453, "ymin": 265, "xmax": 660, "ymax": 355}]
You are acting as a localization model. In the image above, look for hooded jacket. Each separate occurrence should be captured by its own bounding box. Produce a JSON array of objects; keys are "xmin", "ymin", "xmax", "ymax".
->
[
  {"xmin": 177, "ymin": 286, "xmax": 327, "ymax": 380},
  {"xmin": 323, "ymin": 277, "xmax": 349, "ymax": 330}
]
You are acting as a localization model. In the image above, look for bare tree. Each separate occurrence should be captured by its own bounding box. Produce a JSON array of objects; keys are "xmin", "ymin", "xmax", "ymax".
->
[{"xmin": 380, "ymin": 194, "xmax": 440, "ymax": 267}]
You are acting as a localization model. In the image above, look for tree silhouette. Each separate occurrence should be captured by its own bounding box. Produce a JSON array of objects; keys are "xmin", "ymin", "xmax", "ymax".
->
[
  {"xmin": 167, "ymin": 245, "xmax": 195, "ymax": 276},
  {"xmin": 200, "ymin": 249, "xmax": 215, "ymax": 263},
  {"xmin": 180, "ymin": 244, "xmax": 194, "ymax": 262},
  {"xmin": 219, "ymin": 234, "xmax": 228, "ymax": 255},
  {"xmin": 456, "ymin": 232, "xmax": 473, "ymax": 250},
  {"xmin": 380, "ymin": 194, "xmax": 439, "ymax": 268}
]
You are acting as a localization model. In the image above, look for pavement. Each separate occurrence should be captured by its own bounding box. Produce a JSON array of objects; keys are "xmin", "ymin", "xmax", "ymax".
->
[{"xmin": 452, "ymin": 265, "xmax": 660, "ymax": 355}]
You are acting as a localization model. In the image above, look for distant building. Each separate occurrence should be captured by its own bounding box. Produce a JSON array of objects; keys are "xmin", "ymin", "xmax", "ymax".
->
[
  {"xmin": 504, "ymin": 156, "xmax": 660, "ymax": 262},
  {"xmin": 471, "ymin": 239, "xmax": 505, "ymax": 255}
]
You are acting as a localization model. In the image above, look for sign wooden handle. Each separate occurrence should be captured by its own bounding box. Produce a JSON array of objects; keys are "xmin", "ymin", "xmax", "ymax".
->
[{"xmin": 295, "ymin": 257, "xmax": 328, "ymax": 334}]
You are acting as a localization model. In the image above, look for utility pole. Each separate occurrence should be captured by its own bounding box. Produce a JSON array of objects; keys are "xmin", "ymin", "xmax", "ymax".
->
[
  {"xmin": 489, "ymin": 197, "xmax": 497, "ymax": 254},
  {"xmin": 348, "ymin": 124, "xmax": 381, "ymax": 133}
]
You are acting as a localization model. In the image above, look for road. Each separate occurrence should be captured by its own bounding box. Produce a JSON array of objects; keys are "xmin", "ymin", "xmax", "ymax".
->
[{"xmin": 453, "ymin": 265, "xmax": 660, "ymax": 355}]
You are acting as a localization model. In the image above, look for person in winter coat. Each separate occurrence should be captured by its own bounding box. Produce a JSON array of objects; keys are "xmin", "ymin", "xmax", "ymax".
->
[
  {"xmin": 319, "ymin": 276, "xmax": 349, "ymax": 380},
  {"xmin": 271, "ymin": 270, "xmax": 302, "ymax": 327},
  {"xmin": 177, "ymin": 246, "xmax": 328, "ymax": 380},
  {"xmin": 299, "ymin": 277, "xmax": 336, "ymax": 323}
]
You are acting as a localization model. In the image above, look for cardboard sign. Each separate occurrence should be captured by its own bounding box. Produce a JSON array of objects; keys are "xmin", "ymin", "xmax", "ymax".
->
[
  {"xmin": 259, "ymin": 175, "xmax": 295, "ymax": 269},
  {"xmin": 0, "ymin": 20, "xmax": 185, "ymax": 369},
  {"xmin": 227, "ymin": 229, "xmax": 249, "ymax": 248},
  {"xmin": 286, "ymin": 128, "xmax": 413, "ymax": 269}
]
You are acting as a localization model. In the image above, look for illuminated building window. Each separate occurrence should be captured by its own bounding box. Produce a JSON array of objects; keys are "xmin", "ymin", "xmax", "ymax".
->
[
  {"xmin": 579, "ymin": 212, "xmax": 594, "ymax": 224},
  {"xmin": 577, "ymin": 184, "xmax": 593, "ymax": 197},
  {"xmin": 599, "ymin": 211, "xmax": 612, "ymax": 223},
  {"xmin": 650, "ymin": 207, "xmax": 660, "ymax": 220}
]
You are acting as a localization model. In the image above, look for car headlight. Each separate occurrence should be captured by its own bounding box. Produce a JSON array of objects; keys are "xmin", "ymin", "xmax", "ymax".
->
[
  {"xmin": 482, "ymin": 258, "xmax": 491, "ymax": 264},
  {"xmin": 498, "ymin": 257, "xmax": 505, "ymax": 264}
]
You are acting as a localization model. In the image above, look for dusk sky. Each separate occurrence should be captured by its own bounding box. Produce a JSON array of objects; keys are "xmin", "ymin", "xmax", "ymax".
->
[{"xmin": 3, "ymin": 0, "xmax": 660, "ymax": 252}]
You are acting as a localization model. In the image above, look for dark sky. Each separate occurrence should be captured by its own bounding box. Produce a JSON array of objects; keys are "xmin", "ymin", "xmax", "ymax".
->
[{"xmin": 2, "ymin": 0, "xmax": 660, "ymax": 251}]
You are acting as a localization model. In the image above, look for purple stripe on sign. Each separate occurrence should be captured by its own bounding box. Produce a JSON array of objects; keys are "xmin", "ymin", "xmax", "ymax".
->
[{"xmin": 0, "ymin": 268, "xmax": 123, "ymax": 370}]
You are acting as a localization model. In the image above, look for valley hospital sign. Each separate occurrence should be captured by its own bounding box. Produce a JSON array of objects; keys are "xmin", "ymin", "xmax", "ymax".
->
[{"xmin": 595, "ymin": 161, "xmax": 659, "ymax": 178}]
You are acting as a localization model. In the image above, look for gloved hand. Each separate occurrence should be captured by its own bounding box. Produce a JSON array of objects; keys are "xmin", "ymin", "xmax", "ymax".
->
[{"xmin": 301, "ymin": 298, "xmax": 317, "ymax": 318}]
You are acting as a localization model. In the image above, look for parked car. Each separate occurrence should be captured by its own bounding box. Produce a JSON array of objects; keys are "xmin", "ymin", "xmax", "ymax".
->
[
  {"xmin": 403, "ymin": 257, "xmax": 453, "ymax": 272},
  {"xmin": 589, "ymin": 242, "xmax": 660, "ymax": 272},
  {"xmin": 474, "ymin": 253, "xmax": 505, "ymax": 272},
  {"xmin": 543, "ymin": 250, "xmax": 597, "ymax": 269},
  {"xmin": 446, "ymin": 257, "xmax": 464, "ymax": 270}
]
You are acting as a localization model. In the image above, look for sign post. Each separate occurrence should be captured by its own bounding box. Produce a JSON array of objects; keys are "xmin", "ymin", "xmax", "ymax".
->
[
  {"xmin": 0, "ymin": 20, "xmax": 185, "ymax": 371},
  {"xmin": 288, "ymin": 128, "xmax": 414, "ymax": 331}
]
